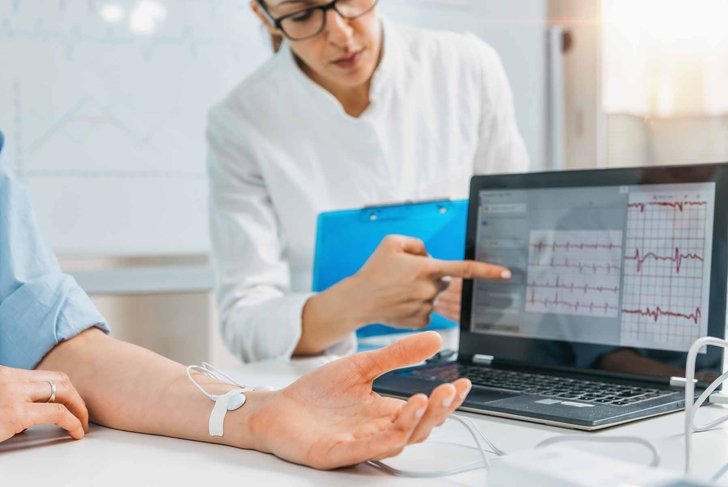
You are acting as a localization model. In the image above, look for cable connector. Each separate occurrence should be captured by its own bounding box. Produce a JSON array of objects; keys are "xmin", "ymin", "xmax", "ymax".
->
[{"xmin": 708, "ymin": 391, "xmax": 728, "ymax": 405}]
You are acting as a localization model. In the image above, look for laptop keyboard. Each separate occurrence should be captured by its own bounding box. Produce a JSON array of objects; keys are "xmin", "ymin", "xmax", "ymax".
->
[{"xmin": 407, "ymin": 365, "xmax": 675, "ymax": 407}]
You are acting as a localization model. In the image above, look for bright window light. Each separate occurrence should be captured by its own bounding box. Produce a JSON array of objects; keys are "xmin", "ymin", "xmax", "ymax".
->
[
  {"xmin": 129, "ymin": 0, "xmax": 167, "ymax": 35},
  {"xmin": 99, "ymin": 3, "xmax": 126, "ymax": 24},
  {"xmin": 603, "ymin": 0, "xmax": 728, "ymax": 117}
]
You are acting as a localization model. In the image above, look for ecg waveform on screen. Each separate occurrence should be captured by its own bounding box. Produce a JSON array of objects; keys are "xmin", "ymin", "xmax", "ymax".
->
[
  {"xmin": 627, "ymin": 201, "xmax": 708, "ymax": 213},
  {"xmin": 531, "ymin": 241, "xmax": 622, "ymax": 252},
  {"xmin": 622, "ymin": 306, "xmax": 702, "ymax": 325},
  {"xmin": 526, "ymin": 230, "xmax": 623, "ymax": 318},
  {"xmin": 624, "ymin": 247, "xmax": 704, "ymax": 274},
  {"xmin": 620, "ymin": 191, "xmax": 713, "ymax": 351},
  {"xmin": 536, "ymin": 258, "xmax": 621, "ymax": 274},
  {"xmin": 527, "ymin": 292, "xmax": 619, "ymax": 315},
  {"xmin": 528, "ymin": 276, "xmax": 619, "ymax": 294}
]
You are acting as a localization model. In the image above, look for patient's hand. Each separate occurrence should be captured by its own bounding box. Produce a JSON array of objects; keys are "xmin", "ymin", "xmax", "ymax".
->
[
  {"xmin": 248, "ymin": 332, "xmax": 470, "ymax": 469},
  {"xmin": 0, "ymin": 366, "xmax": 88, "ymax": 443}
]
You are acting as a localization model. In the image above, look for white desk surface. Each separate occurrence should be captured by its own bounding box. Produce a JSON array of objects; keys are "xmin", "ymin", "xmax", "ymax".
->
[{"xmin": 4, "ymin": 356, "xmax": 728, "ymax": 486}]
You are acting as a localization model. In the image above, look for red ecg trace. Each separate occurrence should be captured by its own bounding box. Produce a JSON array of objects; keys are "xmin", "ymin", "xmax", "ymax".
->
[
  {"xmin": 527, "ymin": 276, "xmax": 619, "ymax": 294},
  {"xmin": 532, "ymin": 258, "xmax": 621, "ymax": 274},
  {"xmin": 621, "ymin": 306, "xmax": 702, "ymax": 325},
  {"xmin": 624, "ymin": 247, "xmax": 703, "ymax": 274},
  {"xmin": 627, "ymin": 201, "xmax": 707, "ymax": 213},
  {"xmin": 528, "ymin": 292, "xmax": 618, "ymax": 314},
  {"xmin": 531, "ymin": 241, "xmax": 622, "ymax": 252}
]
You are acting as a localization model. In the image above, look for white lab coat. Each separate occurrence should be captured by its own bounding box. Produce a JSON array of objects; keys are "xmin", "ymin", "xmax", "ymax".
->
[{"xmin": 207, "ymin": 19, "xmax": 529, "ymax": 362}]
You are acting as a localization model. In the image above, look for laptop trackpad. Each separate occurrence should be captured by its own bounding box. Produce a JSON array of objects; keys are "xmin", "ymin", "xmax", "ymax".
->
[{"xmin": 466, "ymin": 385, "xmax": 521, "ymax": 404}]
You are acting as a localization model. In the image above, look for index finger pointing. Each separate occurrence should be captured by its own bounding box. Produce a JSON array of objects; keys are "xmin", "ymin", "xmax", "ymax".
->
[{"xmin": 429, "ymin": 259, "xmax": 512, "ymax": 280}]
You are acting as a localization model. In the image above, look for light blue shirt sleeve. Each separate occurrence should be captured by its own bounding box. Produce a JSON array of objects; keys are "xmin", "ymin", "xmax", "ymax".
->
[{"xmin": 0, "ymin": 166, "xmax": 109, "ymax": 369}]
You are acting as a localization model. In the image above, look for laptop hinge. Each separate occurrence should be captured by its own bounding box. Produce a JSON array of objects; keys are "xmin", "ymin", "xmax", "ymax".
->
[
  {"xmin": 669, "ymin": 376, "xmax": 698, "ymax": 388},
  {"xmin": 473, "ymin": 354, "xmax": 494, "ymax": 365}
]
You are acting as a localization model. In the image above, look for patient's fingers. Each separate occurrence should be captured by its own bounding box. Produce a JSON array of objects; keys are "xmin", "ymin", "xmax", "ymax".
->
[
  {"xmin": 409, "ymin": 379, "xmax": 471, "ymax": 444},
  {"xmin": 25, "ymin": 379, "xmax": 89, "ymax": 433},
  {"xmin": 323, "ymin": 394, "xmax": 427, "ymax": 469},
  {"xmin": 354, "ymin": 332, "xmax": 443, "ymax": 382},
  {"xmin": 0, "ymin": 367, "xmax": 89, "ymax": 434},
  {"xmin": 20, "ymin": 403, "xmax": 85, "ymax": 440}
]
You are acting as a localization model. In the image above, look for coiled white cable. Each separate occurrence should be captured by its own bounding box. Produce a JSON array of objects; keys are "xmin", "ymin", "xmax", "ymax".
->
[
  {"xmin": 185, "ymin": 362, "xmax": 250, "ymax": 399},
  {"xmin": 186, "ymin": 362, "xmax": 255, "ymax": 437},
  {"xmin": 372, "ymin": 334, "xmax": 728, "ymax": 479},
  {"xmin": 684, "ymin": 337, "xmax": 728, "ymax": 474},
  {"xmin": 192, "ymin": 337, "xmax": 728, "ymax": 479},
  {"xmin": 369, "ymin": 413, "xmax": 661, "ymax": 478},
  {"xmin": 535, "ymin": 435, "xmax": 661, "ymax": 467},
  {"xmin": 367, "ymin": 414, "xmax": 503, "ymax": 477}
]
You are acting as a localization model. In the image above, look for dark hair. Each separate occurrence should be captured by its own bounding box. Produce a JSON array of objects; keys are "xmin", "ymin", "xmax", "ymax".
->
[
  {"xmin": 258, "ymin": 0, "xmax": 284, "ymax": 53},
  {"xmin": 270, "ymin": 32, "xmax": 283, "ymax": 52}
]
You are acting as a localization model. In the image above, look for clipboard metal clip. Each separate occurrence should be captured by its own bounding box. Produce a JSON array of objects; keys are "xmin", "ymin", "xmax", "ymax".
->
[{"xmin": 362, "ymin": 198, "xmax": 454, "ymax": 222}]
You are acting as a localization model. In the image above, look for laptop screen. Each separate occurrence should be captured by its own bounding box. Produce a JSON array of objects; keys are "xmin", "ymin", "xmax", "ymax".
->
[{"xmin": 462, "ymin": 164, "xmax": 728, "ymax": 379}]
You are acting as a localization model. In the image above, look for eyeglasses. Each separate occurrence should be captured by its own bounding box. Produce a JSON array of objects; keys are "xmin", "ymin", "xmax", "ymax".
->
[{"xmin": 258, "ymin": 0, "xmax": 378, "ymax": 41}]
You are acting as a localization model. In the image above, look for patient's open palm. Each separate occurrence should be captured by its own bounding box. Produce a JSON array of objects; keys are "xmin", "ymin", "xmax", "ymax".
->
[{"xmin": 251, "ymin": 332, "xmax": 471, "ymax": 469}]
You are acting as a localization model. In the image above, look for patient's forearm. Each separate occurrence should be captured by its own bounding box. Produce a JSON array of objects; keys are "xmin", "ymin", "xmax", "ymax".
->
[{"xmin": 37, "ymin": 328, "xmax": 272, "ymax": 450}]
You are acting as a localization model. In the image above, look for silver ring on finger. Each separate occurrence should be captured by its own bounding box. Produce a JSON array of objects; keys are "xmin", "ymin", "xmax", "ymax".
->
[{"xmin": 45, "ymin": 380, "xmax": 57, "ymax": 403}]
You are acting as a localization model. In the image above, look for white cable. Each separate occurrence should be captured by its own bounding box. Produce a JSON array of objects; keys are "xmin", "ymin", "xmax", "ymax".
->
[
  {"xmin": 457, "ymin": 414, "xmax": 508, "ymax": 456},
  {"xmin": 369, "ymin": 412, "xmax": 664, "ymax": 479},
  {"xmin": 185, "ymin": 362, "xmax": 248, "ymax": 395},
  {"xmin": 423, "ymin": 440, "xmax": 501, "ymax": 455},
  {"xmin": 367, "ymin": 414, "xmax": 504, "ymax": 478},
  {"xmin": 691, "ymin": 369, "xmax": 728, "ymax": 433},
  {"xmin": 370, "ymin": 335, "xmax": 728, "ymax": 479},
  {"xmin": 369, "ymin": 458, "xmax": 485, "ymax": 478},
  {"xmin": 535, "ymin": 435, "xmax": 661, "ymax": 467},
  {"xmin": 684, "ymin": 337, "xmax": 728, "ymax": 474},
  {"xmin": 713, "ymin": 462, "xmax": 728, "ymax": 482},
  {"xmin": 185, "ymin": 362, "xmax": 255, "ymax": 437}
]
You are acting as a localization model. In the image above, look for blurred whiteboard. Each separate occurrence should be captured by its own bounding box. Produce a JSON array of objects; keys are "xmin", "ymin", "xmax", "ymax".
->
[
  {"xmin": 0, "ymin": 0, "xmax": 271, "ymax": 256},
  {"xmin": 0, "ymin": 0, "xmax": 546, "ymax": 257}
]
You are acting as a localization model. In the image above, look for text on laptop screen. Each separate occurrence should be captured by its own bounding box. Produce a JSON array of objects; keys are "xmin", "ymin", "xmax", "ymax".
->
[{"xmin": 471, "ymin": 182, "xmax": 715, "ymax": 353}]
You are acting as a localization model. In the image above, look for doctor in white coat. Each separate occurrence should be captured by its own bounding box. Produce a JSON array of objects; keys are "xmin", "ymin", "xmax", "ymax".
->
[{"xmin": 207, "ymin": 0, "xmax": 528, "ymax": 362}]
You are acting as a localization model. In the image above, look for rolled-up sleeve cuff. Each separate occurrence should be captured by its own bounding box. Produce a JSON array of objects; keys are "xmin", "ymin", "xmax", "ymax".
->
[
  {"xmin": 0, "ymin": 274, "xmax": 108, "ymax": 369},
  {"xmin": 280, "ymin": 293, "xmax": 357, "ymax": 360},
  {"xmin": 323, "ymin": 331, "xmax": 357, "ymax": 358},
  {"xmin": 223, "ymin": 292, "xmax": 358, "ymax": 362},
  {"xmin": 279, "ymin": 292, "xmax": 315, "ymax": 360},
  {"xmin": 284, "ymin": 293, "xmax": 356, "ymax": 359}
]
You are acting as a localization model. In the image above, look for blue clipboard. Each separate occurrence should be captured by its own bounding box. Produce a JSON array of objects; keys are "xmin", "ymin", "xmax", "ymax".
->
[{"xmin": 312, "ymin": 199, "xmax": 468, "ymax": 337}]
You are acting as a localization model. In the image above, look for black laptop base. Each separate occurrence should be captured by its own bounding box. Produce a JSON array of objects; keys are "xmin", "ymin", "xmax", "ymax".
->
[{"xmin": 374, "ymin": 360, "xmax": 697, "ymax": 431}]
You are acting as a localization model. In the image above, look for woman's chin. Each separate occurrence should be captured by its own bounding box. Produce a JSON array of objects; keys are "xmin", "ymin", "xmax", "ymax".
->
[{"xmin": 325, "ymin": 66, "xmax": 375, "ymax": 89}]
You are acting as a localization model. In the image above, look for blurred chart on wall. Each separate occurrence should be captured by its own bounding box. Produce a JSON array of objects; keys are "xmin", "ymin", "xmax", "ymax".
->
[{"xmin": 0, "ymin": 0, "xmax": 270, "ymax": 255}]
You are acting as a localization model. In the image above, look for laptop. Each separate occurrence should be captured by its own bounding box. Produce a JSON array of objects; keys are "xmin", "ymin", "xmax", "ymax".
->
[{"xmin": 374, "ymin": 163, "xmax": 728, "ymax": 430}]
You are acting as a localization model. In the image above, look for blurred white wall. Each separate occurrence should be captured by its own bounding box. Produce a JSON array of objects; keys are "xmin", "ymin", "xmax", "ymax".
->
[{"xmin": 607, "ymin": 115, "xmax": 728, "ymax": 168}]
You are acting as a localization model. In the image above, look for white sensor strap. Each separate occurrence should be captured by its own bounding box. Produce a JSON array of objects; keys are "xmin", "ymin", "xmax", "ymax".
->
[
  {"xmin": 209, "ymin": 389, "xmax": 247, "ymax": 437},
  {"xmin": 186, "ymin": 363, "xmax": 253, "ymax": 438}
]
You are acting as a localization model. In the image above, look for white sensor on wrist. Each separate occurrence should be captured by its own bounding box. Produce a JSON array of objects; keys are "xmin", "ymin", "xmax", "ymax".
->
[{"xmin": 186, "ymin": 363, "xmax": 254, "ymax": 437}]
